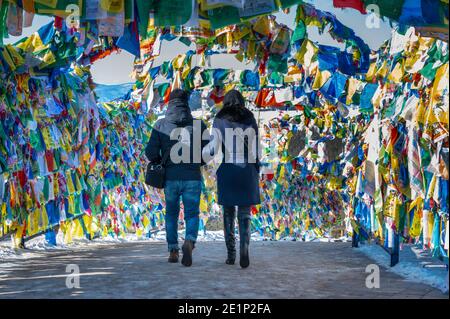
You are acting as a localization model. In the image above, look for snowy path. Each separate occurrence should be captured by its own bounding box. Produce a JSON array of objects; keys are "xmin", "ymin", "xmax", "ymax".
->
[{"xmin": 0, "ymin": 242, "xmax": 447, "ymax": 299}]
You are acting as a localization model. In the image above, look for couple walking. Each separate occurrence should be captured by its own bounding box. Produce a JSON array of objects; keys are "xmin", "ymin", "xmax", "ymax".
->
[{"xmin": 145, "ymin": 89, "xmax": 260, "ymax": 268}]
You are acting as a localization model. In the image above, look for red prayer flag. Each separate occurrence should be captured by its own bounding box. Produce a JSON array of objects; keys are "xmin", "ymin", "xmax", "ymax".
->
[{"xmin": 333, "ymin": 0, "xmax": 366, "ymax": 14}]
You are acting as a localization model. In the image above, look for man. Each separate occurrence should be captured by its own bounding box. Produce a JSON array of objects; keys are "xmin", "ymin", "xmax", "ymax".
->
[{"xmin": 145, "ymin": 89, "xmax": 208, "ymax": 267}]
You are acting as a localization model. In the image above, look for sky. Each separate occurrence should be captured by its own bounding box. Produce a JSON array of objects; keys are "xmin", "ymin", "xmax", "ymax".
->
[{"xmin": 4, "ymin": 1, "xmax": 392, "ymax": 84}]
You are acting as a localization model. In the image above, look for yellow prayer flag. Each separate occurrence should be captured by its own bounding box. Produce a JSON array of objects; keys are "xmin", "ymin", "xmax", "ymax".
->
[
  {"xmin": 346, "ymin": 78, "xmax": 362, "ymax": 105},
  {"xmin": 431, "ymin": 63, "xmax": 449, "ymax": 112},
  {"xmin": 34, "ymin": 0, "xmax": 58, "ymax": 8},
  {"xmin": 312, "ymin": 69, "xmax": 331, "ymax": 90},
  {"xmin": 100, "ymin": 0, "xmax": 124, "ymax": 13},
  {"xmin": 294, "ymin": 39, "xmax": 318, "ymax": 67},
  {"xmin": 365, "ymin": 63, "xmax": 377, "ymax": 81},
  {"xmin": 253, "ymin": 16, "xmax": 272, "ymax": 37},
  {"xmin": 38, "ymin": 50, "xmax": 56, "ymax": 69},
  {"xmin": 375, "ymin": 60, "xmax": 389, "ymax": 79},
  {"xmin": 388, "ymin": 60, "xmax": 405, "ymax": 83}
]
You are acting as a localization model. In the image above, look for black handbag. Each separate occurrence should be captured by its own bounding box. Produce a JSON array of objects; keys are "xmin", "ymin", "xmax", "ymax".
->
[{"xmin": 145, "ymin": 150, "xmax": 170, "ymax": 189}]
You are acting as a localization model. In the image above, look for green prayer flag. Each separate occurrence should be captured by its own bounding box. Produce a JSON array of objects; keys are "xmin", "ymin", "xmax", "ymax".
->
[
  {"xmin": 35, "ymin": 0, "xmax": 82, "ymax": 16},
  {"xmin": 74, "ymin": 194, "xmax": 81, "ymax": 215},
  {"xmin": 30, "ymin": 130, "xmax": 44, "ymax": 152},
  {"xmin": 208, "ymin": 6, "xmax": 241, "ymax": 30},
  {"xmin": 0, "ymin": 0, "xmax": 8, "ymax": 47},
  {"xmin": 157, "ymin": 82, "xmax": 170, "ymax": 98},
  {"xmin": 154, "ymin": 0, "xmax": 192, "ymax": 26},
  {"xmin": 268, "ymin": 54, "xmax": 288, "ymax": 74},
  {"xmin": 160, "ymin": 61, "xmax": 171, "ymax": 76},
  {"xmin": 269, "ymin": 71, "xmax": 285, "ymax": 85},
  {"xmin": 179, "ymin": 36, "xmax": 192, "ymax": 47},
  {"xmin": 124, "ymin": 0, "xmax": 134, "ymax": 21},
  {"xmin": 201, "ymin": 70, "xmax": 213, "ymax": 87},
  {"xmin": 54, "ymin": 149, "xmax": 61, "ymax": 169},
  {"xmin": 278, "ymin": 0, "xmax": 304, "ymax": 9},
  {"xmin": 43, "ymin": 177, "xmax": 50, "ymax": 202},
  {"xmin": 136, "ymin": 0, "xmax": 154, "ymax": 36},
  {"xmin": 291, "ymin": 20, "xmax": 306, "ymax": 43},
  {"xmin": 303, "ymin": 104, "xmax": 315, "ymax": 119}
]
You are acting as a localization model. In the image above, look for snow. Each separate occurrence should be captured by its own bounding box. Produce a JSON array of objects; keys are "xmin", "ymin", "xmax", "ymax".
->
[
  {"xmin": 2, "ymin": 231, "xmax": 446, "ymax": 295},
  {"xmin": 356, "ymin": 242, "xmax": 449, "ymax": 294},
  {"xmin": 0, "ymin": 229, "xmax": 352, "ymax": 256}
]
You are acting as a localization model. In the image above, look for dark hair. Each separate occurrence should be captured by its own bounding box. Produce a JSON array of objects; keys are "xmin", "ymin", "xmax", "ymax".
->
[
  {"xmin": 222, "ymin": 89, "xmax": 245, "ymax": 109},
  {"xmin": 216, "ymin": 89, "xmax": 254, "ymax": 123},
  {"xmin": 169, "ymin": 89, "xmax": 188, "ymax": 102}
]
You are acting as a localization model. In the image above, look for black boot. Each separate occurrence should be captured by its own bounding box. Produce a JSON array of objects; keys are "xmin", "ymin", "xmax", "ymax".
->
[
  {"xmin": 223, "ymin": 209, "xmax": 236, "ymax": 265},
  {"xmin": 238, "ymin": 217, "xmax": 251, "ymax": 268}
]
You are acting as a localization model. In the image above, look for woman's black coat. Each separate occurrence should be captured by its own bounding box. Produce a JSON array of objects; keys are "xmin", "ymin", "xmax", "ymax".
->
[{"xmin": 211, "ymin": 105, "xmax": 261, "ymax": 207}]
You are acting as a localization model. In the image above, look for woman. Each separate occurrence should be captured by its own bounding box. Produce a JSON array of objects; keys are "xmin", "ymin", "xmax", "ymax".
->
[{"xmin": 206, "ymin": 90, "xmax": 260, "ymax": 268}]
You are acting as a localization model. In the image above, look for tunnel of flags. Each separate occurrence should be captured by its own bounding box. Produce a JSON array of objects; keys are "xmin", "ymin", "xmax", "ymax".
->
[{"xmin": 0, "ymin": 1, "xmax": 448, "ymax": 263}]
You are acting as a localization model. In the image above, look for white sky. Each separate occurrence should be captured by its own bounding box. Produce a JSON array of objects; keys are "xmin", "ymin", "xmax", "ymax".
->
[{"xmin": 3, "ymin": 1, "xmax": 392, "ymax": 84}]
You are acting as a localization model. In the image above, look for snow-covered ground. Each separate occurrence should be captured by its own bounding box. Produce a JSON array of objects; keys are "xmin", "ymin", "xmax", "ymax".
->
[
  {"xmin": 0, "ymin": 230, "xmax": 231, "ymax": 259},
  {"xmin": 0, "ymin": 229, "xmax": 351, "ymax": 257},
  {"xmin": 356, "ymin": 242, "xmax": 449, "ymax": 294},
  {"xmin": 2, "ymin": 231, "xmax": 446, "ymax": 295}
]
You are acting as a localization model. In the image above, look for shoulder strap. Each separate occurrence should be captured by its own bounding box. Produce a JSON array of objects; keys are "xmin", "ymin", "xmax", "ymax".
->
[{"xmin": 161, "ymin": 148, "xmax": 171, "ymax": 166}]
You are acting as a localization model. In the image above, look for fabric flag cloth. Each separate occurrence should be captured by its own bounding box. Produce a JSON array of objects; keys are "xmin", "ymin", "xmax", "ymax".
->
[
  {"xmin": 154, "ymin": 0, "xmax": 192, "ymax": 26},
  {"xmin": 320, "ymin": 72, "xmax": 348, "ymax": 101},
  {"xmin": 291, "ymin": 20, "xmax": 306, "ymax": 44},
  {"xmin": 278, "ymin": 0, "xmax": 305, "ymax": 9},
  {"xmin": 312, "ymin": 70, "xmax": 331, "ymax": 90},
  {"xmin": 318, "ymin": 45, "xmax": 340, "ymax": 72},
  {"xmin": 255, "ymin": 88, "xmax": 283, "ymax": 108},
  {"xmin": 362, "ymin": 0, "xmax": 405, "ymax": 21},
  {"xmin": 295, "ymin": 39, "xmax": 318, "ymax": 66},
  {"xmin": 136, "ymin": 0, "xmax": 152, "ymax": 36},
  {"xmin": 37, "ymin": 20, "xmax": 56, "ymax": 45},
  {"xmin": 238, "ymin": 0, "xmax": 276, "ymax": 18},
  {"xmin": 98, "ymin": 7, "xmax": 125, "ymax": 37},
  {"xmin": 201, "ymin": 1, "xmax": 245, "ymax": 11},
  {"xmin": 117, "ymin": 21, "xmax": 141, "ymax": 57},
  {"xmin": 338, "ymin": 52, "xmax": 357, "ymax": 75},
  {"xmin": 208, "ymin": 5, "xmax": 241, "ymax": 29},
  {"xmin": 333, "ymin": 0, "xmax": 366, "ymax": 14},
  {"xmin": 7, "ymin": 2, "xmax": 23, "ymax": 36},
  {"xmin": 240, "ymin": 70, "xmax": 260, "ymax": 89},
  {"xmin": 399, "ymin": 0, "xmax": 445, "ymax": 26},
  {"xmin": 24, "ymin": 11, "xmax": 35, "ymax": 28},
  {"xmin": 274, "ymin": 87, "xmax": 293, "ymax": 104},
  {"xmin": 346, "ymin": 78, "xmax": 362, "ymax": 105},
  {"xmin": 407, "ymin": 125, "xmax": 425, "ymax": 200},
  {"xmin": 359, "ymin": 83, "xmax": 378, "ymax": 114}
]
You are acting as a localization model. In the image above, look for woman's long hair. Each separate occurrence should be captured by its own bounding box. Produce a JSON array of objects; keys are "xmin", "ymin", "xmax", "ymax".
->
[{"xmin": 216, "ymin": 89, "xmax": 254, "ymax": 123}]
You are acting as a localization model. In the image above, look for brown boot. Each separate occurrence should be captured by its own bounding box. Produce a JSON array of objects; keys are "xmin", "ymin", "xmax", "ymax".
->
[
  {"xmin": 168, "ymin": 250, "xmax": 179, "ymax": 263},
  {"xmin": 181, "ymin": 240, "xmax": 194, "ymax": 267}
]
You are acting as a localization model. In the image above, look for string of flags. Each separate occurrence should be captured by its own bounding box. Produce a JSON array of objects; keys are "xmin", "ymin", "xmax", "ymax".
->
[{"xmin": 1, "ymin": 1, "xmax": 448, "ymax": 47}]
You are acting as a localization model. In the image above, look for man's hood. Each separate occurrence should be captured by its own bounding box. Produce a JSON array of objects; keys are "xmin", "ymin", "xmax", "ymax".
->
[{"xmin": 165, "ymin": 98, "xmax": 193, "ymax": 125}]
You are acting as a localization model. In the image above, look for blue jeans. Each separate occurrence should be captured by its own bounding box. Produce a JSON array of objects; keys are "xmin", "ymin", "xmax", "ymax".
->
[{"xmin": 164, "ymin": 180, "xmax": 202, "ymax": 252}]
